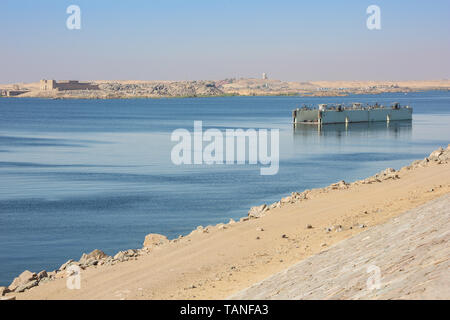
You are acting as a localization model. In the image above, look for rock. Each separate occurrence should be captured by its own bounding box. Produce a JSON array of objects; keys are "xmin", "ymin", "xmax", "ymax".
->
[
  {"xmin": 143, "ymin": 233, "xmax": 169, "ymax": 248},
  {"xmin": 248, "ymin": 204, "xmax": 268, "ymax": 219},
  {"xmin": 240, "ymin": 217, "xmax": 249, "ymax": 222},
  {"xmin": 0, "ymin": 296, "xmax": 16, "ymax": 301},
  {"xmin": 79, "ymin": 249, "xmax": 109, "ymax": 265},
  {"xmin": 359, "ymin": 224, "xmax": 367, "ymax": 228},
  {"xmin": 84, "ymin": 259, "xmax": 99, "ymax": 267},
  {"xmin": 8, "ymin": 270, "xmax": 37, "ymax": 292},
  {"xmin": 330, "ymin": 180, "xmax": 348, "ymax": 190},
  {"xmin": 281, "ymin": 234, "xmax": 288, "ymax": 239},
  {"xmin": 59, "ymin": 259, "xmax": 75, "ymax": 271},
  {"xmin": 217, "ymin": 224, "xmax": 227, "ymax": 230},
  {"xmin": 15, "ymin": 280, "xmax": 39, "ymax": 293},
  {"xmin": 202, "ymin": 227, "xmax": 210, "ymax": 233},
  {"xmin": 37, "ymin": 270, "xmax": 48, "ymax": 280},
  {"xmin": 0, "ymin": 286, "xmax": 8, "ymax": 296},
  {"xmin": 429, "ymin": 147, "xmax": 444, "ymax": 159},
  {"xmin": 321, "ymin": 243, "xmax": 327, "ymax": 247},
  {"xmin": 269, "ymin": 201, "xmax": 281, "ymax": 209},
  {"xmin": 112, "ymin": 249, "xmax": 138, "ymax": 262},
  {"xmin": 410, "ymin": 160, "xmax": 422, "ymax": 168},
  {"xmin": 256, "ymin": 227, "xmax": 264, "ymax": 232},
  {"xmin": 291, "ymin": 192, "xmax": 301, "ymax": 198},
  {"xmin": 280, "ymin": 196, "xmax": 292, "ymax": 204},
  {"xmin": 126, "ymin": 249, "xmax": 138, "ymax": 257},
  {"xmin": 113, "ymin": 251, "xmax": 128, "ymax": 262},
  {"xmin": 306, "ymin": 224, "xmax": 313, "ymax": 229},
  {"xmin": 228, "ymin": 218, "xmax": 236, "ymax": 224}
]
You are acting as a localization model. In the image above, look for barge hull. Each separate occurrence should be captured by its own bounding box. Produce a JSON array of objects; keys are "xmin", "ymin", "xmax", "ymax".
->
[{"xmin": 294, "ymin": 108, "xmax": 412, "ymax": 124}]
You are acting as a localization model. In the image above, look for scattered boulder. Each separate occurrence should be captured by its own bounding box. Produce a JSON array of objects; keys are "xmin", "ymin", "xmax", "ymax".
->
[
  {"xmin": 113, "ymin": 251, "xmax": 129, "ymax": 262},
  {"xmin": 126, "ymin": 249, "xmax": 138, "ymax": 257},
  {"xmin": 0, "ymin": 286, "xmax": 8, "ymax": 296},
  {"xmin": 112, "ymin": 249, "xmax": 139, "ymax": 263},
  {"xmin": 248, "ymin": 204, "xmax": 268, "ymax": 219},
  {"xmin": 429, "ymin": 147, "xmax": 444, "ymax": 160},
  {"xmin": 8, "ymin": 270, "xmax": 37, "ymax": 292},
  {"xmin": 15, "ymin": 280, "xmax": 38, "ymax": 293},
  {"xmin": 37, "ymin": 270, "xmax": 48, "ymax": 280},
  {"xmin": 143, "ymin": 233, "xmax": 169, "ymax": 248},
  {"xmin": 330, "ymin": 180, "xmax": 349, "ymax": 190},
  {"xmin": 292, "ymin": 191, "xmax": 309, "ymax": 201},
  {"xmin": 306, "ymin": 224, "xmax": 313, "ymax": 229},
  {"xmin": 217, "ymin": 223, "xmax": 227, "ymax": 230},
  {"xmin": 280, "ymin": 196, "xmax": 292, "ymax": 204},
  {"xmin": 269, "ymin": 201, "xmax": 281, "ymax": 209},
  {"xmin": 203, "ymin": 226, "xmax": 211, "ymax": 233},
  {"xmin": 59, "ymin": 259, "xmax": 75, "ymax": 271},
  {"xmin": 375, "ymin": 168, "xmax": 399, "ymax": 181},
  {"xmin": 79, "ymin": 249, "xmax": 109, "ymax": 266}
]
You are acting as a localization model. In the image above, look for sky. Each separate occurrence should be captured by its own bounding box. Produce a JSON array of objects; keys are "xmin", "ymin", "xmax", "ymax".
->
[{"xmin": 1, "ymin": 0, "xmax": 449, "ymax": 83}]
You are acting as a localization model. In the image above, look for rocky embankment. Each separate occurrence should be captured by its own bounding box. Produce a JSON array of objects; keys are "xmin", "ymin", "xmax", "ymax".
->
[{"xmin": 1, "ymin": 145, "xmax": 449, "ymax": 300}]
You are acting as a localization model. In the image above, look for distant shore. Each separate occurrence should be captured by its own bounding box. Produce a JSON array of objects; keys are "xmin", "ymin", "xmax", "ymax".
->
[
  {"xmin": 1, "ymin": 79, "xmax": 450, "ymax": 100},
  {"xmin": 1, "ymin": 145, "xmax": 449, "ymax": 300}
]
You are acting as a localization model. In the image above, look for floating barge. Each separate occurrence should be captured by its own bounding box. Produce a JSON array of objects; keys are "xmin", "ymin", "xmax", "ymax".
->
[{"xmin": 293, "ymin": 103, "xmax": 412, "ymax": 125}]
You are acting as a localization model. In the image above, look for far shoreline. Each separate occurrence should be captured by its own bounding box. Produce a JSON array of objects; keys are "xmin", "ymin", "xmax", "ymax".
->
[
  {"xmin": 2, "ymin": 78, "xmax": 450, "ymax": 100},
  {"xmin": 1, "ymin": 89, "xmax": 449, "ymax": 101}
]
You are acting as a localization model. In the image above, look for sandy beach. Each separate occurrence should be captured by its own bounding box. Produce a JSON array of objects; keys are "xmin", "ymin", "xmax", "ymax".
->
[{"xmin": 1, "ymin": 145, "xmax": 448, "ymax": 300}]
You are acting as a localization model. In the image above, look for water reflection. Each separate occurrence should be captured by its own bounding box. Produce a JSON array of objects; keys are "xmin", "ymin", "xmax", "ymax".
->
[{"xmin": 293, "ymin": 120, "xmax": 412, "ymax": 141}]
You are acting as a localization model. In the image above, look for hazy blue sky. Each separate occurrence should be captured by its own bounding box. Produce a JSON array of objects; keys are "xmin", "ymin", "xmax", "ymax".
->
[{"xmin": 1, "ymin": 0, "xmax": 449, "ymax": 83}]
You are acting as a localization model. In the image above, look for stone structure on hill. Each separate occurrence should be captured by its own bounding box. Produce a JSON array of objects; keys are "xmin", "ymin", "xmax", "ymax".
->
[{"xmin": 40, "ymin": 79, "xmax": 99, "ymax": 91}]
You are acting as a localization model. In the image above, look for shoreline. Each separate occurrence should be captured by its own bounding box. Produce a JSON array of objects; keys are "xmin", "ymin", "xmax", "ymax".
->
[
  {"xmin": 1, "ymin": 88, "xmax": 449, "ymax": 100},
  {"xmin": 1, "ymin": 145, "xmax": 450, "ymax": 299},
  {"xmin": 2, "ymin": 79, "xmax": 450, "ymax": 100}
]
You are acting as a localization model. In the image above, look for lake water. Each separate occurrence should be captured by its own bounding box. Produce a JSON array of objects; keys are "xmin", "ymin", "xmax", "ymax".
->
[{"xmin": 0, "ymin": 92, "xmax": 449, "ymax": 286}]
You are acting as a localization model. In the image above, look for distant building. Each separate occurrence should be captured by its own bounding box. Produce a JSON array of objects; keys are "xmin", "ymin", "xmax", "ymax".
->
[
  {"xmin": 262, "ymin": 73, "xmax": 268, "ymax": 80},
  {"xmin": 40, "ymin": 80, "xmax": 99, "ymax": 91}
]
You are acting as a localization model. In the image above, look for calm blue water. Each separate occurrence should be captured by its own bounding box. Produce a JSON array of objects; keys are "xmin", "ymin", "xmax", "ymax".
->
[{"xmin": 0, "ymin": 92, "xmax": 449, "ymax": 285}]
